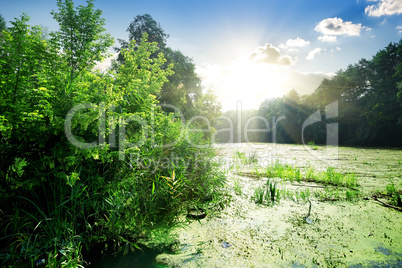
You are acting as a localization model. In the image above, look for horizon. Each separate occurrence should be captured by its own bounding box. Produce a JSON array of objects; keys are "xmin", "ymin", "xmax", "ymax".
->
[{"xmin": 1, "ymin": 0, "xmax": 401, "ymax": 110}]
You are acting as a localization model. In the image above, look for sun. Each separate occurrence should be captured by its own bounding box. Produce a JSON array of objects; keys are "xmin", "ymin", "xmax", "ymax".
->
[
  {"xmin": 198, "ymin": 56, "xmax": 289, "ymax": 111},
  {"xmin": 224, "ymin": 59, "xmax": 287, "ymax": 109}
]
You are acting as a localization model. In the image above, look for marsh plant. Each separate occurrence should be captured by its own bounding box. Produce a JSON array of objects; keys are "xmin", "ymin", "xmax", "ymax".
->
[
  {"xmin": 233, "ymin": 178, "xmax": 243, "ymax": 196},
  {"xmin": 254, "ymin": 186, "xmax": 265, "ymax": 204},
  {"xmin": 307, "ymin": 141, "xmax": 319, "ymax": 150},
  {"xmin": 266, "ymin": 178, "xmax": 281, "ymax": 204},
  {"xmin": 386, "ymin": 182, "xmax": 402, "ymax": 207},
  {"xmin": 0, "ymin": 3, "xmax": 226, "ymax": 266},
  {"xmin": 253, "ymin": 179, "xmax": 280, "ymax": 205},
  {"xmin": 234, "ymin": 151, "xmax": 258, "ymax": 166},
  {"xmin": 261, "ymin": 162, "xmax": 358, "ymax": 189}
]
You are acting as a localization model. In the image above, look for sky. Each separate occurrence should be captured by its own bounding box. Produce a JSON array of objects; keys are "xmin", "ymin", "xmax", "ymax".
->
[{"xmin": 1, "ymin": 0, "xmax": 402, "ymax": 110}]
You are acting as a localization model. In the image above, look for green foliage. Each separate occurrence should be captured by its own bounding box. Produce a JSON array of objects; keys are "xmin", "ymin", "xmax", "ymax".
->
[
  {"xmin": 262, "ymin": 162, "xmax": 358, "ymax": 189},
  {"xmin": 251, "ymin": 40, "xmax": 402, "ymax": 146},
  {"xmin": 50, "ymin": 0, "xmax": 114, "ymax": 88},
  {"xmin": 233, "ymin": 178, "xmax": 243, "ymax": 196},
  {"xmin": 234, "ymin": 151, "xmax": 258, "ymax": 166},
  {"xmin": 0, "ymin": 2, "xmax": 225, "ymax": 267},
  {"xmin": 266, "ymin": 178, "xmax": 280, "ymax": 204},
  {"xmin": 253, "ymin": 178, "xmax": 280, "ymax": 205},
  {"xmin": 386, "ymin": 183, "xmax": 402, "ymax": 207},
  {"xmin": 307, "ymin": 141, "xmax": 319, "ymax": 150},
  {"xmin": 253, "ymin": 186, "xmax": 265, "ymax": 204},
  {"xmin": 0, "ymin": 13, "xmax": 6, "ymax": 32},
  {"xmin": 115, "ymin": 14, "xmax": 221, "ymax": 121}
]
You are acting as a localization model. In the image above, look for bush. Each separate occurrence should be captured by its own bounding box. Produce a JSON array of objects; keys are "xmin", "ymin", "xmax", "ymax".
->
[{"xmin": 0, "ymin": 6, "xmax": 224, "ymax": 266}]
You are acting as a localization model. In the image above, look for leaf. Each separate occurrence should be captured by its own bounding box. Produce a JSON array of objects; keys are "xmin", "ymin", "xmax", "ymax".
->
[{"xmin": 133, "ymin": 243, "xmax": 142, "ymax": 250}]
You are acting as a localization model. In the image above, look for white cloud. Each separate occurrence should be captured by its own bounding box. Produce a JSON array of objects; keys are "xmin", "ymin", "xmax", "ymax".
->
[
  {"xmin": 279, "ymin": 43, "xmax": 287, "ymax": 50},
  {"xmin": 306, "ymin": 48, "xmax": 322, "ymax": 60},
  {"xmin": 285, "ymin": 37, "xmax": 310, "ymax": 47},
  {"xmin": 318, "ymin": 35, "xmax": 338, "ymax": 42},
  {"xmin": 249, "ymin": 43, "xmax": 295, "ymax": 66},
  {"xmin": 94, "ymin": 53, "xmax": 118, "ymax": 72},
  {"xmin": 363, "ymin": 26, "xmax": 373, "ymax": 31},
  {"xmin": 330, "ymin": 47, "xmax": 342, "ymax": 54},
  {"xmin": 365, "ymin": 0, "xmax": 402, "ymax": 16},
  {"xmin": 397, "ymin": 25, "xmax": 402, "ymax": 33},
  {"xmin": 315, "ymin": 17, "xmax": 364, "ymax": 37}
]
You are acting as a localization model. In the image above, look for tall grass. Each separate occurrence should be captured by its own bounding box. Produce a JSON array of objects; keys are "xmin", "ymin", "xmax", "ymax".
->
[
  {"xmin": 234, "ymin": 151, "xmax": 258, "ymax": 166},
  {"xmin": 253, "ymin": 178, "xmax": 280, "ymax": 205},
  {"xmin": 1, "ymin": 147, "xmax": 226, "ymax": 267},
  {"xmin": 262, "ymin": 162, "xmax": 358, "ymax": 189},
  {"xmin": 233, "ymin": 178, "xmax": 243, "ymax": 196}
]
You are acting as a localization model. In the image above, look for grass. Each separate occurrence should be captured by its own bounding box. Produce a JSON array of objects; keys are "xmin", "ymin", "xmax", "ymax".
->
[
  {"xmin": 1, "ymin": 151, "xmax": 227, "ymax": 267},
  {"xmin": 262, "ymin": 162, "xmax": 358, "ymax": 189},
  {"xmin": 254, "ymin": 186, "xmax": 265, "ymax": 204},
  {"xmin": 235, "ymin": 159, "xmax": 360, "ymax": 204},
  {"xmin": 385, "ymin": 182, "xmax": 402, "ymax": 207},
  {"xmin": 233, "ymin": 178, "xmax": 243, "ymax": 196},
  {"xmin": 307, "ymin": 141, "xmax": 319, "ymax": 150},
  {"xmin": 234, "ymin": 151, "xmax": 258, "ymax": 166},
  {"xmin": 253, "ymin": 178, "xmax": 280, "ymax": 205}
]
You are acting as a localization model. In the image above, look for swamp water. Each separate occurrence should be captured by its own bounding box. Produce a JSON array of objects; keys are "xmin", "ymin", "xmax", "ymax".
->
[{"xmin": 95, "ymin": 143, "xmax": 402, "ymax": 267}]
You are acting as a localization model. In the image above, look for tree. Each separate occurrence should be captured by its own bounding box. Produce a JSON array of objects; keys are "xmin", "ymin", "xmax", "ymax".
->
[
  {"xmin": 50, "ymin": 0, "xmax": 114, "ymax": 91},
  {"xmin": 115, "ymin": 14, "xmax": 221, "ymax": 120},
  {"xmin": 159, "ymin": 48, "xmax": 204, "ymax": 117},
  {"xmin": 0, "ymin": 14, "xmax": 54, "ymax": 195},
  {"xmin": 0, "ymin": 3, "xmax": 224, "ymax": 266},
  {"xmin": 126, "ymin": 13, "xmax": 168, "ymax": 48},
  {"xmin": 115, "ymin": 13, "xmax": 168, "ymax": 62},
  {"xmin": 0, "ymin": 13, "xmax": 6, "ymax": 32}
]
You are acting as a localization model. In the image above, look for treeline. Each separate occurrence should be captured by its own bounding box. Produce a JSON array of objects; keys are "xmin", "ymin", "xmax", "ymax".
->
[
  {"xmin": 0, "ymin": 1, "xmax": 223, "ymax": 267},
  {"xmin": 215, "ymin": 40, "xmax": 402, "ymax": 146}
]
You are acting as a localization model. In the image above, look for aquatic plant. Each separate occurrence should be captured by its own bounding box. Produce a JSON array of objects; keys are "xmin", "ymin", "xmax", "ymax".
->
[
  {"xmin": 252, "ymin": 179, "xmax": 280, "ymax": 205},
  {"xmin": 307, "ymin": 141, "xmax": 319, "ymax": 150},
  {"xmin": 266, "ymin": 178, "xmax": 280, "ymax": 204},
  {"xmin": 254, "ymin": 186, "xmax": 265, "ymax": 204},
  {"xmin": 0, "ymin": 9, "xmax": 226, "ymax": 266},
  {"xmin": 234, "ymin": 151, "xmax": 258, "ymax": 165},
  {"xmin": 386, "ymin": 182, "xmax": 402, "ymax": 207},
  {"xmin": 234, "ymin": 178, "xmax": 243, "ymax": 196},
  {"xmin": 259, "ymin": 162, "xmax": 358, "ymax": 189}
]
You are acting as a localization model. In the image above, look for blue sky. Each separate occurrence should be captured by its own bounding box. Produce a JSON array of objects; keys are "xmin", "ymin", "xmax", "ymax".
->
[{"xmin": 1, "ymin": 0, "xmax": 401, "ymax": 110}]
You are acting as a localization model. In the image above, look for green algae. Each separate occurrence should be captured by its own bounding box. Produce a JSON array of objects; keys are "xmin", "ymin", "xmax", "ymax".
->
[{"xmin": 150, "ymin": 144, "xmax": 402, "ymax": 267}]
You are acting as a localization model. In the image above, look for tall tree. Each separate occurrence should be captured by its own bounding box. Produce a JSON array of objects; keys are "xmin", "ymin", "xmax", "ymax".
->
[
  {"xmin": 126, "ymin": 13, "xmax": 168, "ymax": 48},
  {"xmin": 0, "ymin": 13, "xmax": 6, "ymax": 32},
  {"xmin": 50, "ymin": 0, "xmax": 114, "ymax": 91},
  {"xmin": 115, "ymin": 14, "xmax": 221, "ymax": 120},
  {"xmin": 115, "ymin": 14, "xmax": 168, "ymax": 61}
]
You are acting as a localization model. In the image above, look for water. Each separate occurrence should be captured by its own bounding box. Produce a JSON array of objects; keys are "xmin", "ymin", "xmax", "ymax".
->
[{"xmin": 88, "ymin": 247, "xmax": 170, "ymax": 268}]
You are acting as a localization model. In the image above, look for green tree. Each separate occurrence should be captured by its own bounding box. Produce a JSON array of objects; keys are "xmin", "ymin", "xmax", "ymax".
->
[
  {"xmin": 0, "ymin": 13, "xmax": 6, "ymax": 32},
  {"xmin": 0, "ymin": 2, "xmax": 224, "ymax": 266},
  {"xmin": 127, "ymin": 13, "xmax": 168, "ymax": 48},
  {"xmin": 50, "ymin": 0, "xmax": 114, "ymax": 91},
  {"xmin": 0, "ymin": 14, "xmax": 54, "ymax": 195},
  {"xmin": 115, "ymin": 14, "xmax": 221, "ymax": 120},
  {"xmin": 159, "ymin": 48, "xmax": 204, "ymax": 117},
  {"xmin": 115, "ymin": 13, "xmax": 168, "ymax": 62}
]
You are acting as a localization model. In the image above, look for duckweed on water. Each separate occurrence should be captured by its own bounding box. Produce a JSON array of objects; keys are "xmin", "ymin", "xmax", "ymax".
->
[{"xmin": 139, "ymin": 144, "xmax": 402, "ymax": 267}]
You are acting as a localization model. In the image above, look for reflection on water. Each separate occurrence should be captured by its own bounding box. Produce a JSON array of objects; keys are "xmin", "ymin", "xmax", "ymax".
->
[{"xmin": 88, "ymin": 247, "xmax": 170, "ymax": 268}]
